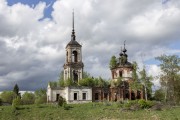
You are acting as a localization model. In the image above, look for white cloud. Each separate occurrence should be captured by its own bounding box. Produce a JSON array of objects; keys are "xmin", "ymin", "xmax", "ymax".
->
[{"xmin": 0, "ymin": 0, "xmax": 179, "ymax": 91}]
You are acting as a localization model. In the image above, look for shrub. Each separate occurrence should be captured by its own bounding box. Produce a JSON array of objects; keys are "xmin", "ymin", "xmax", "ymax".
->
[
  {"xmin": 12, "ymin": 97, "xmax": 21, "ymax": 109},
  {"xmin": 35, "ymin": 96, "xmax": 46, "ymax": 105},
  {"xmin": 58, "ymin": 96, "xmax": 66, "ymax": 107},
  {"xmin": 121, "ymin": 100, "xmax": 137, "ymax": 108},
  {"xmin": 63, "ymin": 102, "xmax": 70, "ymax": 110},
  {"xmin": 21, "ymin": 92, "xmax": 35, "ymax": 105},
  {"xmin": 0, "ymin": 91, "xmax": 16, "ymax": 104},
  {"xmin": 138, "ymin": 99, "xmax": 154, "ymax": 109},
  {"xmin": 34, "ymin": 89, "xmax": 47, "ymax": 104}
]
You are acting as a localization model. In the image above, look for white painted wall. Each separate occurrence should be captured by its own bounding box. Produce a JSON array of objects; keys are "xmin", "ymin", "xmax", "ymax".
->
[{"xmin": 47, "ymin": 86, "xmax": 92, "ymax": 104}]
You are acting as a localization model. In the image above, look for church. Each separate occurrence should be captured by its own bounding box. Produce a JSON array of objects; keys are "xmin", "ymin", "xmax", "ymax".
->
[{"xmin": 47, "ymin": 12, "xmax": 144, "ymax": 103}]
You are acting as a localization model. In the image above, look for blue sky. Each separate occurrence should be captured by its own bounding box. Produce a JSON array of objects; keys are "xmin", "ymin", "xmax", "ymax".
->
[{"xmin": 0, "ymin": 0, "xmax": 179, "ymax": 91}]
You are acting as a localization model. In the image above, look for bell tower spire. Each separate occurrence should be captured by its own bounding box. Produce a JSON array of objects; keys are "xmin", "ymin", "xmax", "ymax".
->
[
  {"xmin": 64, "ymin": 11, "xmax": 84, "ymax": 84},
  {"xmin": 71, "ymin": 9, "xmax": 76, "ymax": 41}
]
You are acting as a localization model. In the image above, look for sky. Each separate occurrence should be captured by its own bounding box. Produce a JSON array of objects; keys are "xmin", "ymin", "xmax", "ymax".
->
[{"xmin": 0, "ymin": 0, "xmax": 180, "ymax": 91}]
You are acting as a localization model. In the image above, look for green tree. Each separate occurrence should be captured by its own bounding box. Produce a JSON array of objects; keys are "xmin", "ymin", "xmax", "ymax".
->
[
  {"xmin": 64, "ymin": 78, "xmax": 74, "ymax": 86},
  {"xmin": 154, "ymin": 89, "xmax": 165, "ymax": 101},
  {"xmin": 83, "ymin": 71, "xmax": 91, "ymax": 79},
  {"xmin": 58, "ymin": 70, "xmax": 64, "ymax": 85},
  {"xmin": 59, "ymin": 79, "xmax": 65, "ymax": 87},
  {"xmin": 13, "ymin": 84, "xmax": 20, "ymax": 97},
  {"xmin": 139, "ymin": 67, "xmax": 153, "ymax": 101},
  {"xmin": 156, "ymin": 55, "xmax": 180, "ymax": 103},
  {"xmin": 21, "ymin": 92, "xmax": 35, "ymax": 105},
  {"xmin": 111, "ymin": 77, "xmax": 123, "ymax": 87},
  {"xmin": 79, "ymin": 78, "xmax": 94, "ymax": 87},
  {"xmin": 49, "ymin": 81, "xmax": 58, "ymax": 88},
  {"xmin": 0, "ymin": 91, "xmax": 15, "ymax": 104},
  {"xmin": 34, "ymin": 89, "xmax": 47, "ymax": 104},
  {"xmin": 12, "ymin": 96, "xmax": 21, "ymax": 108},
  {"xmin": 109, "ymin": 56, "xmax": 117, "ymax": 69},
  {"xmin": 130, "ymin": 62, "xmax": 142, "ymax": 91},
  {"xmin": 174, "ymin": 74, "xmax": 180, "ymax": 103}
]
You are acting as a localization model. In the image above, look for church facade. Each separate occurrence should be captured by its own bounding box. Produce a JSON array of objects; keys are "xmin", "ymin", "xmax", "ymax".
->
[{"xmin": 47, "ymin": 12, "xmax": 144, "ymax": 103}]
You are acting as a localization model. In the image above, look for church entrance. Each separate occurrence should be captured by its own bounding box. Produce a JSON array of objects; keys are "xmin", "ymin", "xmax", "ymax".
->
[
  {"xmin": 131, "ymin": 91, "xmax": 135, "ymax": 100},
  {"xmin": 56, "ymin": 94, "xmax": 60, "ymax": 101}
]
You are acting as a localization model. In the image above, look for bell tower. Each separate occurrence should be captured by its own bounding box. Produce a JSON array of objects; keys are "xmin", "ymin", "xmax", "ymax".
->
[{"xmin": 63, "ymin": 11, "xmax": 84, "ymax": 83}]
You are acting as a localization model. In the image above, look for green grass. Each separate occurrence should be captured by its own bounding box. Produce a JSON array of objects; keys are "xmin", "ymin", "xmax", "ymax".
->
[{"xmin": 0, "ymin": 103, "xmax": 180, "ymax": 120}]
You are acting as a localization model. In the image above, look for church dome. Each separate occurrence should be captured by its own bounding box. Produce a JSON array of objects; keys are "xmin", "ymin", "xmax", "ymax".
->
[
  {"xmin": 119, "ymin": 52, "xmax": 123, "ymax": 56},
  {"xmin": 123, "ymin": 48, "xmax": 127, "ymax": 53}
]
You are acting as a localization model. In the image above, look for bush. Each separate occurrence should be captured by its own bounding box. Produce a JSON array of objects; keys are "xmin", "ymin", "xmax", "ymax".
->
[
  {"xmin": 35, "ymin": 96, "xmax": 46, "ymax": 105},
  {"xmin": 0, "ymin": 91, "xmax": 16, "ymax": 104},
  {"xmin": 58, "ymin": 96, "xmax": 66, "ymax": 107},
  {"xmin": 138, "ymin": 99, "xmax": 154, "ymax": 109},
  {"xmin": 21, "ymin": 92, "xmax": 35, "ymax": 105},
  {"xmin": 34, "ymin": 89, "xmax": 47, "ymax": 104},
  {"xmin": 63, "ymin": 102, "xmax": 69, "ymax": 110},
  {"xmin": 12, "ymin": 97, "xmax": 21, "ymax": 109},
  {"xmin": 122, "ymin": 100, "xmax": 138, "ymax": 108}
]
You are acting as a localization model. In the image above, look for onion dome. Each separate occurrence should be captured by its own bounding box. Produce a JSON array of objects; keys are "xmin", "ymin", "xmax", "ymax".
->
[{"xmin": 119, "ymin": 47, "xmax": 123, "ymax": 56}]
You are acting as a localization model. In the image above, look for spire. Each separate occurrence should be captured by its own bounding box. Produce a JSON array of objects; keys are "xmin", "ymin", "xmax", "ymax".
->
[
  {"xmin": 123, "ymin": 40, "xmax": 127, "ymax": 53},
  {"xmin": 71, "ymin": 9, "xmax": 76, "ymax": 41}
]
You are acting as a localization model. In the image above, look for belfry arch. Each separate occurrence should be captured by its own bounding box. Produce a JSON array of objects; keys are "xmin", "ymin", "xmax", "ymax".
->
[{"xmin": 72, "ymin": 51, "xmax": 78, "ymax": 62}]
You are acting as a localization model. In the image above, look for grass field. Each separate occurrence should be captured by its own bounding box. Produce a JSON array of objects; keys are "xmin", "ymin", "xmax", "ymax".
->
[{"xmin": 0, "ymin": 102, "xmax": 180, "ymax": 120}]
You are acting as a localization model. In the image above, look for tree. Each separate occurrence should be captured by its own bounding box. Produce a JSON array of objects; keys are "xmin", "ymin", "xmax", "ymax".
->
[
  {"xmin": 109, "ymin": 56, "xmax": 117, "ymax": 69},
  {"xmin": 130, "ymin": 62, "xmax": 142, "ymax": 91},
  {"xmin": 0, "ymin": 91, "xmax": 15, "ymax": 104},
  {"xmin": 34, "ymin": 89, "xmax": 47, "ymax": 104},
  {"xmin": 83, "ymin": 71, "xmax": 91, "ymax": 79},
  {"xmin": 59, "ymin": 79, "xmax": 65, "ymax": 87},
  {"xmin": 64, "ymin": 78, "xmax": 74, "ymax": 87},
  {"xmin": 58, "ymin": 70, "xmax": 64, "ymax": 86},
  {"xmin": 13, "ymin": 84, "xmax": 20, "ymax": 97},
  {"xmin": 12, "ymin": 96, "xmax": 21, "ymax": 108},
  {"xmin": 49, "ymin": 81, "xmax": 58, "ymax": 88},
  {"xmin": 156, "ymin": 55, "xmax": 180, "ymax": 103},
  {"xmin": 111, "ymin": 77, "xmax": 123, "ymax": 87},
  {"xmin": 21, "ymin": 92, "xmax": 35, "ymax": 105},
  {"xmin": 154, "ymin": 89, "xmax": 165, "ymax": 101},
  {"xmin": 79, "ymin": 78, "xmax": 95, "ymax": 87},
  {"xmin": 139, "ymin": 67, "xmax": 153, "ymax": 101}
]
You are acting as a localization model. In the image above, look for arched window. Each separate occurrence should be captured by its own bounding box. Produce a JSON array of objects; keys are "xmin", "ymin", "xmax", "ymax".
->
[
  {"xmin": 119, "ymin": 71, "xmax": 123, "ymax": 77},
  {"xmin": 73, "ymin": 70, "xmax": 78, "ymax": 83},
  {"xmin": 72, "ymin": 51, "xmax": 78, "ymax": 62},
  {"xmin": 66, "ymin": 51, "xmax": 68, "ymax": 62}
]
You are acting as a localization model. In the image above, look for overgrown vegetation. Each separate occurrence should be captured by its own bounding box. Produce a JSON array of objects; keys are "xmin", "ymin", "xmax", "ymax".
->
[
  {"xmin": 0, "ymin": 91, "xmax": 15, "ymax": 104},
  {"xmin": 21, "ymin": 92, "xmax": 35, "ymax": 105},
  {"xmin": 0, "ymin": 102, "xmax": 180, "ymax": 120},
  {"xmin": 109, "ymin": 55, "xmax": 117, "ymax": 69},
  {"xmin": 34, "ymin": 89, "xmax": 47, "ymax": 104},
  {"xmin": 12, "ymin": 97, "xmax": 21, "ymax": 109}
]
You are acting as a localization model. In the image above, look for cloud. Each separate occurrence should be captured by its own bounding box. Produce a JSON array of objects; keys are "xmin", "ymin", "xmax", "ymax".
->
[{"xmin": 0, "ymin": 0, "xmax": 179, "ymax": 91}]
